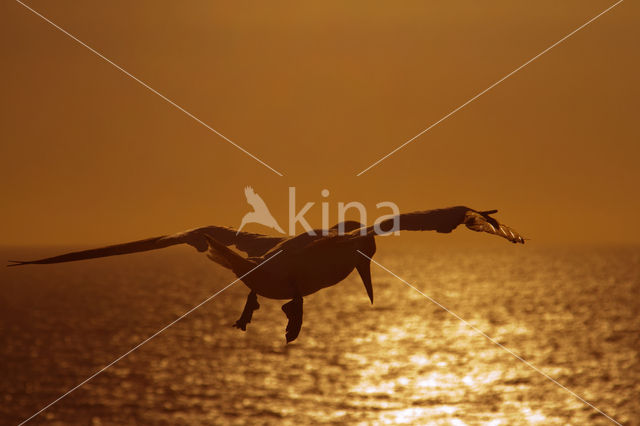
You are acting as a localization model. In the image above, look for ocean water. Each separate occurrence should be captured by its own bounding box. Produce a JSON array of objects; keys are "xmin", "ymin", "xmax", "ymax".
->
[{"xmin": 1, "ymin": 244, "xmax": 638, "ymax": 425}]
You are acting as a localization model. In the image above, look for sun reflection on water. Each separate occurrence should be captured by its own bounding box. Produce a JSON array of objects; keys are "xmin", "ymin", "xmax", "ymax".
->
[
  {"xmin": 344, "ymin": 308, "xmax": 552, "ymax": 424},
  {"xmin": 2, "ymin": 247, "xmax": 637, "ymax": 424}
]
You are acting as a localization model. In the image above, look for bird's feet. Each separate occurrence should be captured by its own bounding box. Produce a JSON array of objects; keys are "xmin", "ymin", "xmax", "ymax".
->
[
  {"xmin": 233, "ymin": 291, "xmax": 260, "ymax": 331},
  {"xmin": 281, "ymin": 297, "xmax": 303, "ymax": 343}
]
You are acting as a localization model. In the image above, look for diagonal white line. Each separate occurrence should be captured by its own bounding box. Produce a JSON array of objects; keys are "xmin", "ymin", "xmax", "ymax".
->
[
  {"xmin": 15, "ymin": 0, "xmax": 284, "ymax": 177},
  {"xmin": 357, "ymin": 250, "xmax": 622, "ymax": 425},
  {"xmin": 356, "ymin": 0, "xmax": 624, "ymax": 176},
  {"xmin": 18, "ymin": 250, "xmax": 283, "ymax": 425}
]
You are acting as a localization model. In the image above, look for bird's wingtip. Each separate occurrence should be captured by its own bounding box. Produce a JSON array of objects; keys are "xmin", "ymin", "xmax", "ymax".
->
[{"xmin": 7, "ymin": 260, "xmax": 27, "ymax": 267}]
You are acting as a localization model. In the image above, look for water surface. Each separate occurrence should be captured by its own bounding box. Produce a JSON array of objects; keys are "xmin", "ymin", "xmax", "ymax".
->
[{"xmin": 1, "ymin": 245, "xmax": 638, "ymax": 425}]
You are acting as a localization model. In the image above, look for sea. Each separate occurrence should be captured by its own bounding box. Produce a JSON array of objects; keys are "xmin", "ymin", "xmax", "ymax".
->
[{"xmin": 1, "ymin": 244, "xmax": 638, "ymax": 425}]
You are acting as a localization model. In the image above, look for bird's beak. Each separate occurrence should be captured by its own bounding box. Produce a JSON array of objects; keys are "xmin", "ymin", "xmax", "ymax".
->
[{"xmin": 356, "ymin": 260, "xmax": 374, "ymax": 304}]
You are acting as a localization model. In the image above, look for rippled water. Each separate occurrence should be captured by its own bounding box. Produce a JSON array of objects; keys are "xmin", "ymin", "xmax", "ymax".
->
[{"xmin": 1, "ymin": 244, "xmax": 638, "ymax": 425}]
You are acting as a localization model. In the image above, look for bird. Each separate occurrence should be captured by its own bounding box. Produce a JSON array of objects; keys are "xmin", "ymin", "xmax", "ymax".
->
[
  {"xmin": 237, "ymin": 186, "xmax": 285, "ymax": 234},
  {"xmin": 7, "ymin": 206, "xmax": 525, "ymax": 343}
]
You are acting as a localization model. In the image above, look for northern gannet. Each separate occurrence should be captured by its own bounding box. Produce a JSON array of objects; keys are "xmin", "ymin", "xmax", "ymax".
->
[{"xmin": 8, "ymin": 206, "xmax": 525, "ymax": 342}]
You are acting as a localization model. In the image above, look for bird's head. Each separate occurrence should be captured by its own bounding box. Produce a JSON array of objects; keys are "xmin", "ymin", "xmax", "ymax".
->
[
  {"xmin": 354, "ymin": 236, "xmax": 376, "ymax": 305},
  {"xmin": 356, "ymin": 255, "xmax": 375, "ymax": 305}
]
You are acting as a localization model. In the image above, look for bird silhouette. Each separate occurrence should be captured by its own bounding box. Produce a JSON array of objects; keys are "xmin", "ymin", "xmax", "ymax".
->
[
  {"xmin": 8, "ymin": 206, "xmax": 525, "ymax": 343},
  {"xmin": 237, "ymin": 186, "xmax": 284, "ymax": 234}
]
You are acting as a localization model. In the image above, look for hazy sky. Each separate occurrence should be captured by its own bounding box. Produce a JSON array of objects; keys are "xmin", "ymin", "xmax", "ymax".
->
[{"xmin": 1, "ymin": 1, "xmax": 638, "ymax": 246}]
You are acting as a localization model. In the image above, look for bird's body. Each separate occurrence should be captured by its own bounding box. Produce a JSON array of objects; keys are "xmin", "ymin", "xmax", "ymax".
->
[
  {"xmin": 8, "ymin": 206, "xmax": 524, "ymax": 342},
  {"xmin": 237, "ymin": 222, "xmax": 375, "ymax": 299}
]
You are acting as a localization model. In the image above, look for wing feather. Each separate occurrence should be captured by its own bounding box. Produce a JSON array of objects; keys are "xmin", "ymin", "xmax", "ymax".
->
[
  {"xmin": 7, "ymin": 226, "xmax": 285, "ymax": 266},
  {"xmin": 462, "ymin": 210, "xmax": 525, "ymax": 243},
  {"xmin": 370, "ymin": 206, "xmax": 525, "ymax": 244}
]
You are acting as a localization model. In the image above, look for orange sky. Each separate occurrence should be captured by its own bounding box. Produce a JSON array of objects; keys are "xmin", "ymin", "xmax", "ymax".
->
[{"xmin": 1, "ymin": 1, "xmax": 639, "ymax": 246}]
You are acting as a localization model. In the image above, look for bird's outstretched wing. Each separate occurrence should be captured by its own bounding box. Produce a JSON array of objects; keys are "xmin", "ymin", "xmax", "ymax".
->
[
  {"xmin": 7, "ymin": 226, "xmax": 285, "ymax": 266},
  {"xmin": 461, "ymin": 210, "xmax": 525, "ymax": 243},
  {"xmin": 371, "ymin": 206, "xmax": 525, "ymax": 244}
]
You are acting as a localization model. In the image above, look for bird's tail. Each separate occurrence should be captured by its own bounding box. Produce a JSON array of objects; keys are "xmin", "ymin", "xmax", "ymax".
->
[{"xmin": 204, "ymin": 235, "xmax": 256, "ymax": 275}]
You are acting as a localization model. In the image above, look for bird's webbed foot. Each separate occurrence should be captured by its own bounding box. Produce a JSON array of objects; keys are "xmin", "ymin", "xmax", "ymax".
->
[
  {"xmin": 281, "ymin": 296, "xmax": 303, "ymax": 343},
  {"xmin": 233, "ymin": 291, "xmax": 260, "ymax": 331}
]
